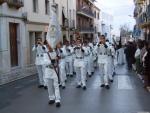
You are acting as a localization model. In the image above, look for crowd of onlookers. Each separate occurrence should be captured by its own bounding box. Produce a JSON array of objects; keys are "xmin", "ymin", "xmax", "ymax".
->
[{"xmin": 124, "ymin": 39, "xmax": 150, "ymax": 91}]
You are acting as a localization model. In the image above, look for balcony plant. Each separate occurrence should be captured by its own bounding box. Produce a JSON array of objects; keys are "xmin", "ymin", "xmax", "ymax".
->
[{"xmin": 7, "ymin": 0, "xmax": 24, "ymax": 9}]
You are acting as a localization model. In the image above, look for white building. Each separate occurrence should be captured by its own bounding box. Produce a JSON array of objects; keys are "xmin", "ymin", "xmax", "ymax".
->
[
  {"xmin": 0, "ymin": 0, "xmax": 76, "ymax": 85},
  {"xmin": 93, "ymin": 5, "xmax": 101, "ymax": 43},
  {"xmin": 53, "ymin": 0, "xmax": 76, "ymax": 41},
  {"xmin": 0, "ymin": 0, "xmax": 29, "ymax": 84},
  {"xmin": 101, "ymin": 12, "xmax": 113, "ymax": 42}
]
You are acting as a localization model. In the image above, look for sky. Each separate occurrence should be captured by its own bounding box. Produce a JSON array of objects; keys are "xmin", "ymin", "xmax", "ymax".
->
[{"xmin": 96, "ymin": 0, "xmax": 136, "ymax": 36}]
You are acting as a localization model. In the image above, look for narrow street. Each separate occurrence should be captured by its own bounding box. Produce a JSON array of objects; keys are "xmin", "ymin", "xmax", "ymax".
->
[{"xmin": 0, "ymin": 65, "xmax": 150, "ymax": 113}]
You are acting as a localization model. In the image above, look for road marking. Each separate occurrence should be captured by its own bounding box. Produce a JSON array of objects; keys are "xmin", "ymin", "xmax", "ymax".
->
[
  {"xmin": 117, "ymin": 76, "xmax": 133, "ymax": 90},
  {"xmin": 137, "ymin": 112, "xmax": 150, "ymax": 113}
]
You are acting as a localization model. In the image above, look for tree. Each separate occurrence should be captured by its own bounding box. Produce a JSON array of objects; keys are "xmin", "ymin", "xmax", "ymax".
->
[{"xmin": 120, "ymin": 24, "xmax": 133, "ymax": 37}]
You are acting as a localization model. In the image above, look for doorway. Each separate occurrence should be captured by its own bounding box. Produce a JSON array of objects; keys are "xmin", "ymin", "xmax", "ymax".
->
[{"xmin": 9, "ymin": 23, "xmax": 19, "ymax": 67}]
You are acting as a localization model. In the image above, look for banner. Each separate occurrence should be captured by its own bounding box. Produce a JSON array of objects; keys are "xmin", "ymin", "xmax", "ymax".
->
[{"xmin": 46, "ymin": 9, "xmax": 62, "ymax": 49}]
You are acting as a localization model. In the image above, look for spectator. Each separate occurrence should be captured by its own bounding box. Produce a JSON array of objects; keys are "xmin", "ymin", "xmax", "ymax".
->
[
  {"xmin": 142, "ymin": 41, "xmax": 150, "ymax": 90},
  {"xmin": 124, "ymin": 39, "xmax": 136, "ymax": 70},
  {"xmin": 140, "ymin": 40, "xmax": 147, "ymax": 75},
  {"xmin": 135, "ymin": 39, "xmax": 144, "ymax": 74}
]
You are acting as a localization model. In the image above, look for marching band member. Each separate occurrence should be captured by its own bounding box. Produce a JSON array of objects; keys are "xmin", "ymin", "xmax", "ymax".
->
[
  {"xmin": 89, "ymin": 41, "xmax": 95, "ymax": 74},
  {"xmin": 43, "ymin": 44, "xmax": 61, "ymax": 107},
  {"xmin": 107, "ymin": 43, "xmax": 116, "ymax": 83},
  {"xmin": 82, "ymin": 40, "xmax": 92, "ymax": 78},
  {"xmin": 57, "ymin": 42, "xmax": 67, "ymax": 89},
  {"xmin": 95, "ymin": 35, "xmax": 110, "ymax": 89},
  {"xmin": 74, "ymin": 39, "xmax": 87, "ymax": 90},
  {"xmin": 32, "ymin": 38, "xmax": 46, "ymax": 88},
  {"xmin": 65, "ymin": 41, "xmax": 74, "ymax": 77}
]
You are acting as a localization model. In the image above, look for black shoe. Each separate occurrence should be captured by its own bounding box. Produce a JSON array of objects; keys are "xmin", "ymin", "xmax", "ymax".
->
[
  {"xmin": 100, "ymin": 84, "xmax": 105, "ymax": 87},
  {"xmin": 38, "ymin": 85, "xmax": 44, "ymax": 88},
  {"xmin": 62, "ymin": 86, "xmax": 66, "ymax": 89},
  {"xmin": 48, "ymin": 100, "xmax": 55, "ymax": 105},
  {"xmin": 67, "ymin": 74, "xmax": 69, "ymax": 77},
  {"xmin": 73, "ymin": 72, "xmax": 76, "ymax": 75},
  {"xmin": 105, "ymin": 85, "xmax": 110, "ymax": 89},
  {"xmin": 56, "ymin": 102, "xmax": 61, "ymax": 107},
  {"xmin": 83, "ymin": 86, "xmax": 87, "ymax": 90},
  {"xmin": 110, "ymin": 80, "xmax": 113, "ymax": 83},
  {"xmin": 70, "ymin": 74, "xmax": 73, "ymax": 77},
  {"xmin": 59, "ymin": 84, "xmax": 62, "ymax": 87},
  {"xmin": 89, "ymin": 75, "xmax": 92, "ymax": 78},
  {"xmin": 44, "ymin": 86, "xmax": 48, "ymax": 90},
  {"xmin": 113, "ymin": 72, "xmax": 116, "ymax": 76},
  {"xmin": 76, "ymin": 85, "xmax": 81, "ymax": 88},
  {"xmin": 92, "ymin": 72, "xmax": 94, "ymax": 75}
]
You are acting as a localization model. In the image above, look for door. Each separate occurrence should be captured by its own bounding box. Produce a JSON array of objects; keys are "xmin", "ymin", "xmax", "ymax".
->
[{"xmin": 9, "ymin": 23, "xmax": 18, "ymax": 67}]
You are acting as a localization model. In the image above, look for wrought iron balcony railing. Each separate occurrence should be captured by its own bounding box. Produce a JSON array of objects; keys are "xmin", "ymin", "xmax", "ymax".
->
[
  {"xmin": 70, "ymin": 20, "xmax": 75, "ymax": 29},
  {"xmin": 6, "ymin": 0, "xmax": 24, "ymax": 9},
  {"xmin": 77, "ymin": 8, "xmax": 95, "ymax": 19},
  {"xmin": 147, "ymin": 4, "xmax": 150, "ymax": 21},
  {"xmin": 78, "ymin": 27, "xmax": 95, "ymax": 33},
  {"xmin": 137, "ymin": 13, "xmax": 147, "ymax": 24},
  {"xmin": 62, "ymin": 18, "xmax": 69, "ymax": 29}
]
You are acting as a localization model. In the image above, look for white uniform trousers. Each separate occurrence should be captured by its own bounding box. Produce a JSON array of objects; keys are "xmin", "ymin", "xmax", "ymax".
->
[
  {"xmin": 36, "ymin": 65, "xmax": 44, "ymax": 86},
  {"xmin": 59, "ymin": 59, "xmax": 66, "ymax": 86},
  {"xmin": 107, "ymin": 56, "xmax": 114, "ymax": 80},
  {"xmin": 46, "ymin": 78, "xmax": 61, "ymax": 103},
  {"xmin": 90, "ymin": 54, "xmax": 95, "ymax": 73},
  {"xmin": 74, "ymin": 59, "xmax": 86, "ymax": 87},
  {"xmin": 45, "ymin": 68, "xmax": 61, "ymax": 103},
  {"xmin": 98, "ymin": 63, "xmax": 109, "ymax": 85},
  {"xmin": 84, "ymin": 56, "xmax": 92, "ymax": 75},
  {"xmin": 65, "ymin": 56, "xmax": 73, "ymax": 76}
]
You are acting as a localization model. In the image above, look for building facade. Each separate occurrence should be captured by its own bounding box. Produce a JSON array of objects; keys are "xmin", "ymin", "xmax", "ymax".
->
[
  {"xmin": 49, "ymin": 0, "xmax": 77, "ymax": 42},
  {"xmin": 93, "ymin": 5, "xmax": 101, "ymax": 43},
  {"xmin": 133, "ymin": 0, "xmax": 150, "ymax": 41},
  {"xmin": 0, "ymin": 0, "xmax": 31, "ymax": 85},
  {"xmin": 76, "ymin": 0, "xmax": 96, "ymax": 42}
]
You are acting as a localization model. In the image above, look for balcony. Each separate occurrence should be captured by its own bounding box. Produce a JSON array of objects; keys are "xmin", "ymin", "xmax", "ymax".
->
[
  {"xmin": 78, "ymin": 27, "xmax": 94, "ymax": 34},
  {"xmin": 134, "ymin": 8, "xmax": 138, "ymax": 18},
  {"xmin": 0, "ymin": 0, "xmax": 6, "ymax": 5},
  {"xmin": 87, "ymin": 0, "xmax": 95, "ymax": 5},
  {"xmin": 147, "ymin": 4, "xmax": 150, "ymax": 21},
  {"xmin": 61, "ymin": 18, "xmax": 69, "ymax": 30},
  {"xmin": 135, "ymin": 0, "xmax": 146, "ymax": 4},
  {"xmin": 137, "ymin": 13, "xmax": 147, "ymax": 25},
  {"xmin": 6, "ymin": 0, "xmax": 24, "ymax": 9},
  {"xmin": 134, "ymin": 6, "xmax": 142, "ymax": 18},
  {"xmin": 70, "ymin": 20, "xmax": 75, "ymax": 30},
  {"xmin": 77, "ymin": 8, "xmax": 95, "ymax": 19}
]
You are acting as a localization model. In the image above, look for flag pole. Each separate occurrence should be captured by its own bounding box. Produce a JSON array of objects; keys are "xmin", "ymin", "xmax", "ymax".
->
[{"xmin": 45, "ymin": 0, "xmax": 60, "ymax": 82}]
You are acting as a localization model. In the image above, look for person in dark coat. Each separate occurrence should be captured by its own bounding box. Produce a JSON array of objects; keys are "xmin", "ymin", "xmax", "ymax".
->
[
  {"xmin": 124, "ymin": 39, "xmax": 136, "ymax": 70},
  {"xmin": 143, "ymin": 41, "xmax": 150, "ymax": 89}
]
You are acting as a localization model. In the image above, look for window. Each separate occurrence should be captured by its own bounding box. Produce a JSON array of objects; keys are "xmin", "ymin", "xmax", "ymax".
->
[
  {"xmin": 33, "ymin": 0, "xmax": 38, "ymax": 13},
  {"xmin": 70, "ymin": 9, "xmax": 71, "ymax": 20},
  {"xmin": 94, "ymin": 11, "xmax": 96, "ymax": 18},
  {"xmin": 97, "ymin": 12, "xmax": 99, "ymax": 19},
  {"xmin": 45, "ymin": 0, "xmax": 50, "ymax": 15}
]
